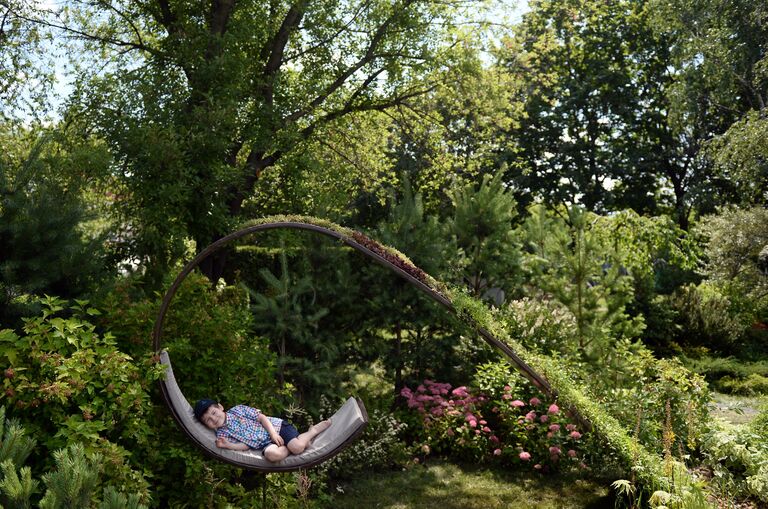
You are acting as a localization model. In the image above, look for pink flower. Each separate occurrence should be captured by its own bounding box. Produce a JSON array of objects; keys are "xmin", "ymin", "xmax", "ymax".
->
[
  {"xmin": 519, "ymin": 451, "xmax": 531, "ymax": 461},
  {"xmin": 492, "ymin": 407, "xmax": 499, "ymax": 413},
  {"xmin": 479, "ymin": 420, "xmax": 487, "ymax": 425},
  {"xmin": 400, "ymin": 387, "xmax": 413, "ymax": 399},
  {"xmin": 546, "ymin": 432, "xmax": 553, "ymax": 438},
  {"xmin": 539, "ymin": 415, "xmax": 549, "ymax": 423},
  {"xmin": 568, "ymin": 449, "xmax": 577, "ymax": 458},
  {"xmin": 529, "ymin": 397, "xmax": 541, "ymax": 406},
  {"xmin": 579, "ymin": 462, "xmax": 587, "ymax": 469},
  {"xmin": 511, "ymin": 400, "xmax": 525, "ymax": 407},
  {"xmin": 452, "ymin": 386, "xmax": 469, "ymax": 397},
  {"xmin": 493, "ymin": 448, "xmax": 502, "ymax": 456},
  {"xmin": 504, "ymin": 385, "xmax": 512, "ymax": 392},
  {"xmin": 534, "ymin": 463, "xmax": 542, "ymax": 470},
  {"xmin": 482, "ymin": 426, "xmax": 491, "ymax": 433},
  {"xmin": 469, "ymin": 420, "xmax": 477, "ymax": 428},
  {"xmin": 549, "ymin": 446, "xmax": 561, "ymax": 455},
  {"xmin": 570, "ymin": 431, "xmax": 582, "ymax": 439},
  {"xmin": 502, "ymin": 394, "xmax": 512, "ymax": 400},
  {"xmin": 475, "ymin": 429, "xmax": 481, "ymax": 435},
  {"xmin": 524, "ymin": 411, "xmax": 536, "ymax": 421},
  {"xmin": 490, "ymin": 435, "xmax": 500, "ymax": 443},
  {"xmin": 566, "ymin": 424, "xmax": 577, "ymax": 431},
  {"xmin": 465, "ymin": 413, "xmax": 476, "ymax": 422},
  {"xmin": 549, "ymin": 424, "xmax": 561, "ymax": 432},
  {"xmin": 548, "ymin": 403, "xmax": 560, "ymax": 414},
  {"xmin": 446, "ymin": 428, "xmax": 455, "ymax": 436},
  {"xmin": 417, "ymin": 384, "xmax": 425, "ymax": 393}
]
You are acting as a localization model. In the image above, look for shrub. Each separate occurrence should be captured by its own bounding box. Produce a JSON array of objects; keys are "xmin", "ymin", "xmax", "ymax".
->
[
  {"xmin": 667, "ymin": 284, "xmax": 747, "ymax": 352},
  {"xmin": 0, "ymin": 297, "xmax": 157, "ymax": 499},
  {"xmin": 399, "ymin": 368, "xmax": 588, "ymax": 473},
  {"xmin": 700, "ymin": 422, "xmax": 768, "ymax": 504}
]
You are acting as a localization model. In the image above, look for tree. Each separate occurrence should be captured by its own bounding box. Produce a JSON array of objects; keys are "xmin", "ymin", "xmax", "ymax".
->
[
  {"xmin": 520, "ymin": 205, "xmax": 644, "ymax": 360},
  {"xmin": 448, "ymin": 171, "xmax": 522, "ymax": 301},
  {"xmin": 0, "ymin": 131, "xmax": 111, "ymax": 325},
  {"xmin": 11, "ymin": 0, "xmax": 485, "ymax": 286},
  {"xmin": 496, "ymin": 0, "xmax": 743, "ymax": 228},
  {"xmin": 650, "ymin": 0, "xmax": 768, "ymax": 211}
]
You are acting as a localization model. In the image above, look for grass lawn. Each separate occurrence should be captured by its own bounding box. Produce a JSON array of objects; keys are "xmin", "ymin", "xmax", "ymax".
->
[
  {"xmin": 709, "ymin": 392, "xmax": 766, "ymax": 425},
  {"xmin": 329, "ymin": 459, "xmax": 613, "ymax": 509}
]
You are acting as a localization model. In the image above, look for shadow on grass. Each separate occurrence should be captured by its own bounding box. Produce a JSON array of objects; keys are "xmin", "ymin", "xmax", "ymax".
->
[{"xmin": 330, "ymin": 459, "xmax": 615, "ymax": 509}]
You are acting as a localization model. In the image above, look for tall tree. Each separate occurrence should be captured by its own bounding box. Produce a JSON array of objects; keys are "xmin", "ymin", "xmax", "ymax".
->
[
  {"xmin": 496, "ymin": 0, "xmax": 744, "ymax": 228},
  {"xmin": 652, "ymin": 0, "xmax": 768, "ymax": 207},
  {"xmin": 11, "ymin": 0, "xmax": 482, "ymax": 286}
]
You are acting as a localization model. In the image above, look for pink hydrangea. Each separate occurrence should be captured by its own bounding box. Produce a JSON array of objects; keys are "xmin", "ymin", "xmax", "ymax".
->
[
  {"xmin": 469, "ymin": 419, "xmax": 477, "ymax": 428},
  {"xmin": 529, "ymin": 397, "xmax": 541, "ymax": 406},
  {"xmin": 539, "ymin": 415, "xmax": 549, "ymax": 423},
  {"xmin": 504, "ymin": 385, "xmax": 512, "ymax": 392},
  {"xmin": 534, "ymin": 463, "xmax": 542, "ymax": 470},
  {"xmin": 546, "ymin": 432, "xmax": 553, "ymax": 438},
  {"xmin": 570, "ymin": 431, "xmax": 582, "ymax": 439},
  {"xmin": 548, "ymin": 403, "xmax": 560, "ymax": 414},
  {"xmin": 479, "ymin": 420, "xmax": 487, "ymax": 425},
  {"xmin": 493, "ymin": 448, "xmax": 502, "ymax": 456},
  {"xmin": 524, "ymin": 411, "xmax": 536, "ymax": 421},
  {"xmin": 549, "ymin": 424, "xmax": 561, "ymax": 432},
  {"xmin": 446, "ymin": 428, "xmax": 455, "ymax": 436},
  {"xmin": 549, "ymin": 446, "xmax": 561, "ymax": 455},
  {"xmin": 490, "ymin": 435, "xmax": 500, "ymax": 443},
  {"xmin": 519, "ymin": 451, "xmax": 531, "ymax": 461},
  {"xmin": 566, "ymin": 424, "xmax": 577, "ymax": 431},
  {"xmin": 452, "ymin": 386, "xmax": 469, "ymax": 397},
  {"xmin": 482, "ymin": 426, "xmax": 491, "ymax": 433},
  {"xmin": 502, "ymin": 393, "xmax": 512, "ymax": 400},
  {"xmin": 400, "ymin": 387, "xmax": 413, "ymax": 399},
  {"xmin": 511, "ymin": 399, "xmax": 525, "ymax": 407},
  {"xmin": 568, "ymin": 449, "xmax": 577, "ymax": 458}
]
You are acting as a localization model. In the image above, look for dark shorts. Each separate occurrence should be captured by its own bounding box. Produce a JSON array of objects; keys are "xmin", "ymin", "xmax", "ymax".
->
[{"xmin": 274, "ymin": 422, "xmax": 299, "ymax": 445}]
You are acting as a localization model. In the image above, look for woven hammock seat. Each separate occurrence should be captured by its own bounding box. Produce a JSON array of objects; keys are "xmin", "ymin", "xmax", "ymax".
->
[
  {"xmin": 158, "ymin": 351, "xmax": 368, "ymax": 471},
  {"xmin": 152, "ymin": 218, "xmax": 587, "ymax": 473}
]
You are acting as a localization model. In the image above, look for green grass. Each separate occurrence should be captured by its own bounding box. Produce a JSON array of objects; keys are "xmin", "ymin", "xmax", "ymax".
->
[
  {"xmin": 328, "ymin": 460, "xmax": 612, "ymax": 509},
  {"xmin": 709, "ymin": 391, "xmax": 767, "ymax": 425}
]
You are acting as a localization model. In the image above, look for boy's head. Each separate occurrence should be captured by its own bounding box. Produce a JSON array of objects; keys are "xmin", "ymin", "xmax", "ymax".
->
[{"xmin": 194, "ymin": 399, "xmax": 226, "ymax": 430}]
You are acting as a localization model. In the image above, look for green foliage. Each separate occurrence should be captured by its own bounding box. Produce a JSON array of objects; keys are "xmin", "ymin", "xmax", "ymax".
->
[
  {"xmin": 695, "ymin": 206, "xmax": 768, "ymax": 322},
  {"xmin": 39, "ymin": 444, "xmax": 100, "ymax": 509},
  {"xmin": 700, "ymin": 422, "xmax": 768, "ymax": 504},
  {"xmin": 0, "ymin": 406, "xmax": 38, "ymax": 509},
  {"xmin": 247, "ymin": 248, "xmax": 331, "ymax": 402},
  {"xmin": 520, "ymin": 205, "xmax": 644, "ymax": 360},
  {"xmin": 0, "ymin": 134, "xmax": 110, "ymax": 325},
  {"xmin": 0, "ymin": 460, "xmax": 38, "ymax": 509},
  {"xmin": 503, "ymin": 297, "xmax": 579, "ymax": 356},
  {"xmin": 667, "ymin": 284, "xmax": 747, "ymax": 352},
  {"xmin": 0, "ymin": 297, "xmax": 155, "ymax": 499},
  {"xmin": 448, "ymin": 172, "xmax": 522, "ymax": 301}
]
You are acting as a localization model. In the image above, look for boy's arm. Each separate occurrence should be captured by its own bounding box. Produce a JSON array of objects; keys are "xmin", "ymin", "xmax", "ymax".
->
[
  {"xmin": 258, "ymin": 413, "xmax": 284, "ymax": 446},
  {"xmin": 215, "ymin": 437, "xmax": 250, "ymax": 450}
]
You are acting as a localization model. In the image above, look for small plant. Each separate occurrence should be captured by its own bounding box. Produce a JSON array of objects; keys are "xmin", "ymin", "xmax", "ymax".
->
[{"xmin": 399, "ymin": 375, "xmax": 587, "ymax": 472}]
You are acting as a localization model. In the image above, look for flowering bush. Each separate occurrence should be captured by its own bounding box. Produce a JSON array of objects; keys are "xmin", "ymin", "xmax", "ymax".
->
[{"xmin": 400, "ymin": 379, "xmax": 587, "ymax": 472}]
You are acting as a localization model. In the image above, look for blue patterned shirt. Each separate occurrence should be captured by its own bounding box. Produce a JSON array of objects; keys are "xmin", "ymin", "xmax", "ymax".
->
[{"xmin": 216, "ymin": 405, "xmax": 283, "ymax": 449}]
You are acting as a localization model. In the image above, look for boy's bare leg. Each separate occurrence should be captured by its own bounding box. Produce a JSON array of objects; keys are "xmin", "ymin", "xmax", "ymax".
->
[
  {"xmin": 286, "ymin": 419, "xmax": 332, "ymax": 455},
  {"xmin": 264, "ymin": 444, "xmax": 290, "ymax": 462}
]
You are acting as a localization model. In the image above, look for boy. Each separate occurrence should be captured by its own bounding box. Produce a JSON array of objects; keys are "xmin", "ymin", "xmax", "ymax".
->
[{"xmin": 194, "ymin": 399, "xmax": 332, "ymax": 462}]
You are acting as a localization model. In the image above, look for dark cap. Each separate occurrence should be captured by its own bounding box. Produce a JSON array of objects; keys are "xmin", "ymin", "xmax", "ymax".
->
[{"xmin": 194, "ymin": 399, "xmax": 217, "ymax": 421}]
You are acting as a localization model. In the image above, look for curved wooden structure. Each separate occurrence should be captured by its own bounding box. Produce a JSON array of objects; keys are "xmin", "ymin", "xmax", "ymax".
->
[{"xmin": 152, "ymin": 219, "xmax": 569, "ymax": 472}]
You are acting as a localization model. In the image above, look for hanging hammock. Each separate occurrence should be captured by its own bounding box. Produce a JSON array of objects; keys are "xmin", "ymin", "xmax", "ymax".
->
[
  {"xmin": 158, "ymin": 351, "xmax": 368, "ymax": 472},
  {"xmin": 152, "ymin": 218, "xmax": 588, "ymax": 472}
]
